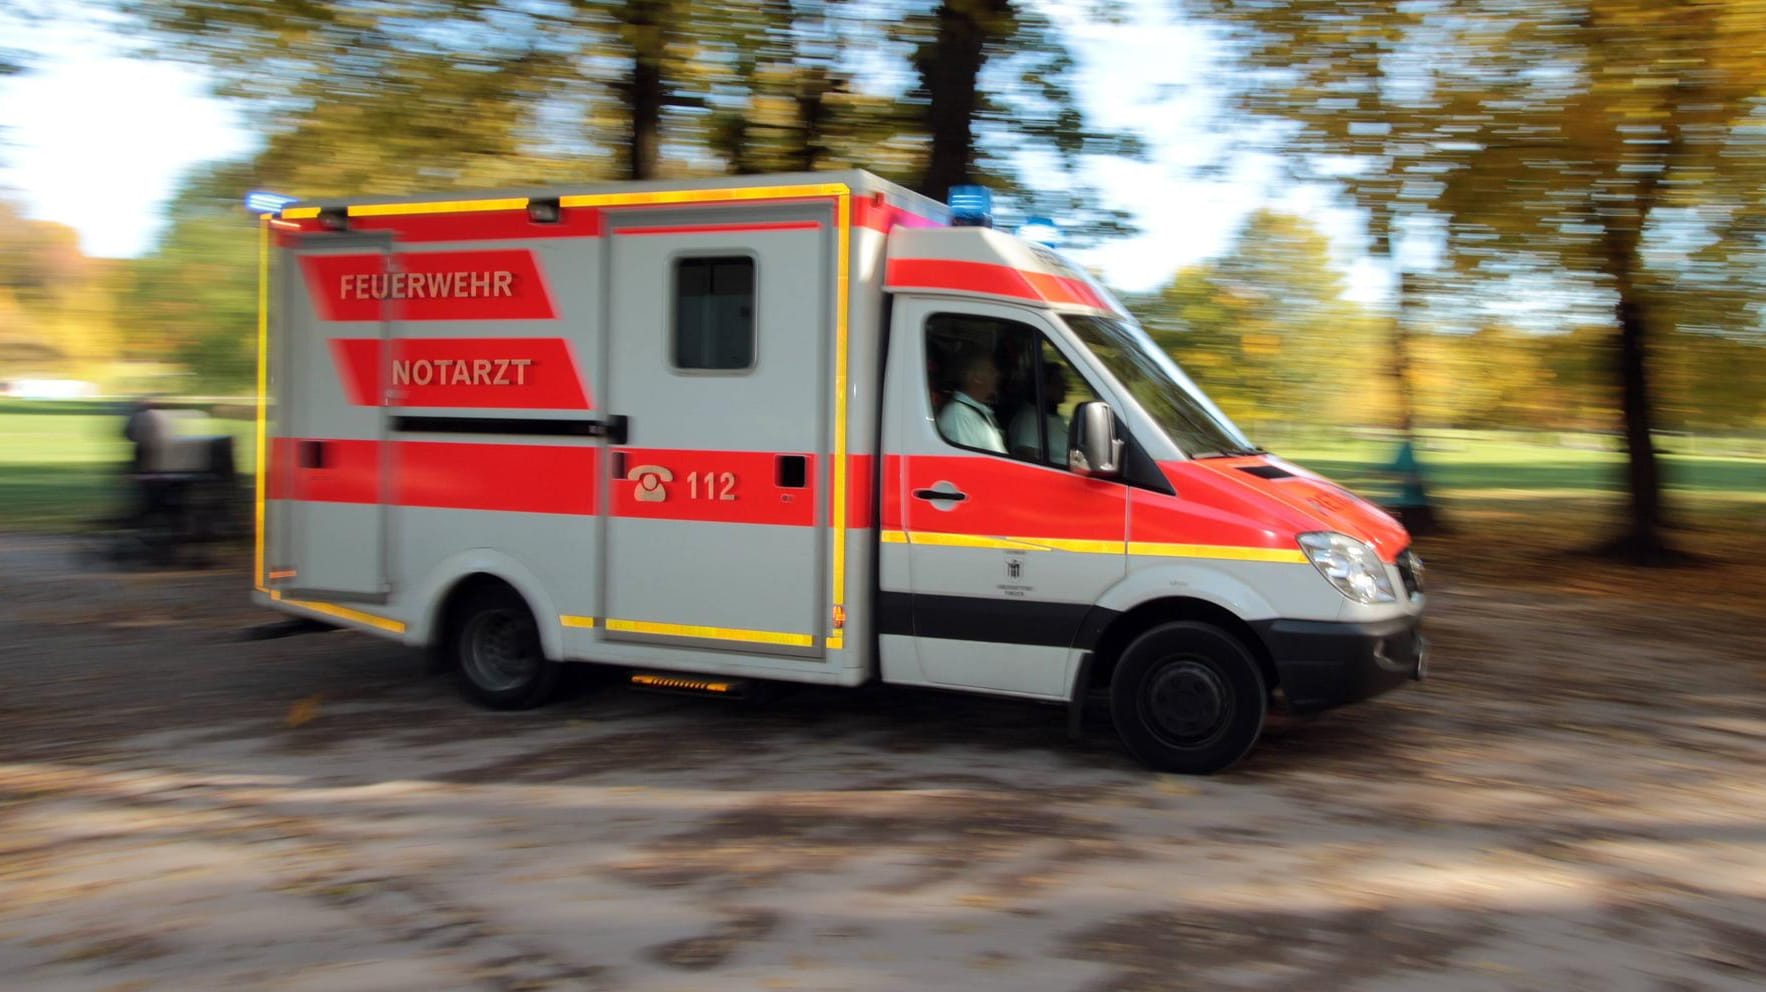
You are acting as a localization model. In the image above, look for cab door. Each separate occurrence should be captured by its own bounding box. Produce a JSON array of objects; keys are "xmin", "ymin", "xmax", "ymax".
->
[{"xmin": 878, "ymin": 296, "xmax": 1127, "ymax": 699}]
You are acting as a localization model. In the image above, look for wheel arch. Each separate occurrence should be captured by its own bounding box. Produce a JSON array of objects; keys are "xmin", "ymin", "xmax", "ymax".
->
[
  {"xmin": 1082, "ymin": 597, "xmax": 1275, "ymax": 701},
  {"xmin": 411, "ymin": 550, "xmax": 564, "ymax": 661}
]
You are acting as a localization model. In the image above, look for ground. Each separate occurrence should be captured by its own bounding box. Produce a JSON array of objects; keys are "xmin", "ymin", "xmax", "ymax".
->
[{"xmin": 1, "ymin": 517, "xmax": 1763, "ymax": 992}]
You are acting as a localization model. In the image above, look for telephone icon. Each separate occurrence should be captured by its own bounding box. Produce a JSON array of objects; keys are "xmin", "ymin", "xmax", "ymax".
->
[{"xmin": 627, "ymin": 464, "xmax": 673, "ymax": 502}]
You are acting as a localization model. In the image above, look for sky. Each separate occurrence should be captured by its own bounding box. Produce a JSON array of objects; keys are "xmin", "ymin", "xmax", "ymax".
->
[{"xmin": 0, "ymin": 0, "xmax": 1387, "ymax": 302}]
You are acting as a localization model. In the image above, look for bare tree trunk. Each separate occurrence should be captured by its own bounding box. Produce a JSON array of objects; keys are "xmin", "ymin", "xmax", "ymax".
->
[
  {"xmin": 1388, "ymin": 268, "xmax": 1441, "ymax": 536},
  {"xmin": 1392, "ymin": 268, "xmax": 1419, "ymax": 437},
  {"xmin": 915, "ymin": 0, "xmax": 1007, "ymax": 199},
  {"xmin": 791, "ymin": 69, "xmax": 833, "ymax": 173},
  {"xmin": 624, "ymin": 1, "xmax": 667, "ymax": 181},
  {"xmin": 1603, "ymin": 229, "xmax": 1673, "ymax": 565}
]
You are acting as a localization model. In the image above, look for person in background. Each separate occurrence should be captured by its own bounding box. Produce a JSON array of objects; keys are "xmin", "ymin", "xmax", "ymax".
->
[
  {"xmin": 936, "ymin": 351, "xmax": 1006, "ymax": 453},
  {"xmin": 121, "ymin": 397, "xmax": 167, "ymax": 475}
]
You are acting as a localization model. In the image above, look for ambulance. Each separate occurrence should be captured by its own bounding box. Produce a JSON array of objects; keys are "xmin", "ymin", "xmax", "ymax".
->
[{"xmin": 250, "ymin": 170, "xmax": 1425, "ymax": 774}]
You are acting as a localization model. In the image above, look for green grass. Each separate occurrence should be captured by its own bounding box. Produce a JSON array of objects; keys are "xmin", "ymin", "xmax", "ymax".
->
[
  {"xmin": 1, "ymin": 399, "xmax": 1760, "ymax": 531},
  {"xmin": 1275, "ymin": 432, "xmax": 1765, "ymax": 510}
]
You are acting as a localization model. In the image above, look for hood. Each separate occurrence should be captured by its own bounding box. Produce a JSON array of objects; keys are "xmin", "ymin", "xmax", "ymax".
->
[{"xmin": 1169, "ymin": 454, "xmax": 1411, "ymax": 562}]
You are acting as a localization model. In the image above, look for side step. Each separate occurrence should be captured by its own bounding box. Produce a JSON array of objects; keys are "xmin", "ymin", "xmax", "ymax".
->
[{"xmin": 628, "ymin": 672, "xmax": 756, "ymax": 699}]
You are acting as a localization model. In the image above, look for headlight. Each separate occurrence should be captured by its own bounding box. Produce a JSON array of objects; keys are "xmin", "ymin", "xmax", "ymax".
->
[{"xmin": 1298, "ymin": 532, "xmax": 1396, "ymax": 604}]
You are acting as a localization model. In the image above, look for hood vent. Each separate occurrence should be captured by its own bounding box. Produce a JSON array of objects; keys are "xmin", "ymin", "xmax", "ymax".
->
[{"xmin": 1237, "ymin": 464, "xmax": 1295, "ymax": 480}]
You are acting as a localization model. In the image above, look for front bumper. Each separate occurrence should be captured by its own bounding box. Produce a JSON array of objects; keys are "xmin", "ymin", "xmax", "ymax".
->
[{"xmin": 1251, "ymin": 614, "xmax": 1426, "ymax": 714}]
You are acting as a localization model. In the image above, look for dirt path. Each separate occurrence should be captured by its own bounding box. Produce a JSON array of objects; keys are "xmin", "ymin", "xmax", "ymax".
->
[{"xmin": 1, "ymin": 532, "xmax": 1763, "ymax": 991}]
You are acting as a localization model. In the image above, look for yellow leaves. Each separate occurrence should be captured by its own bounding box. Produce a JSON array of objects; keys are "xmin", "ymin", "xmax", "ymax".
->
[
  {"xmin": 1241, "ymin": 333, "xmax": 1282, "ymax": 357},
  {"xmin": 286, "ymin": 694, "xmax": 322, "ymax": 728}
]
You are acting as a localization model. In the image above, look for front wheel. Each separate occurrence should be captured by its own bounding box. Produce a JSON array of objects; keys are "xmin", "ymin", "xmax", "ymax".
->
[
  {"xmin": 452, "ymin": 586, "xmax": 562, "ymax": 710},
  {"xmin": 1110, "ymin": 622, "xmax": 1267, "ymax": 775}
]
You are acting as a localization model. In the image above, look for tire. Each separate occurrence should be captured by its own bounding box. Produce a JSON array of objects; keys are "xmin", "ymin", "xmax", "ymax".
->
[
  {"xmin": 1109, "ymin": 621, "xmax": 1267, "ymax": 775},
  {"xmin": 451, "ymin": 585, "xmax": 562, "ymax": 710}
]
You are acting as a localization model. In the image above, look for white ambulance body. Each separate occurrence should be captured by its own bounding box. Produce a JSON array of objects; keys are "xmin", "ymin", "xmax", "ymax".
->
[{"xmin": 255, "ymin": 170, "xmax": 1425, "ymax": 773}]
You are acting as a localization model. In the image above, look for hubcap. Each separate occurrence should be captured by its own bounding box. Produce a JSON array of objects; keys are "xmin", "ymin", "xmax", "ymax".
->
[
  {"xmin": 1143, "ymin": 659, "xmax": 1231, "ymax": 747},
  {"xmin": 462, "ymin": 609, "xmax": 538, "ymax": 693}
]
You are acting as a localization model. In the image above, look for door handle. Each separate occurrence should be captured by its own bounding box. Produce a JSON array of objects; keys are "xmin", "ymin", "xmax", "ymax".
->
[{"xmin": 913, "ymin": 486, "xmax": 967, "ymax": 502}]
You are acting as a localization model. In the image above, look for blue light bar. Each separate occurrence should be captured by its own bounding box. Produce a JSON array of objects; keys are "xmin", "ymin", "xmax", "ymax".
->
[
  {"xmin": 1017, "ymin": 216, "xmax": 1062, "ymax": 248},
  {"xmin": 947, "ymin": 185, "xmax": 993, "ymax": 228},
  {"xmin": 244, "ymin": 190, "xmax": 298, "ymax": 215}
]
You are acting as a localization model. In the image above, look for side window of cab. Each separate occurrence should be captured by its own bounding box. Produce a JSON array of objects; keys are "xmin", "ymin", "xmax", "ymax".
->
[{"xmin": 925, "ymin": 315, "xmax": 1100, "ymax": 466}]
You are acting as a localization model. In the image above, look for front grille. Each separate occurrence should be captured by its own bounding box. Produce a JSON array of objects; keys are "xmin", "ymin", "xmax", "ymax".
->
[{"xmin": 1395, "ymin": 548, "xmax": 1424, "ymax": 598}]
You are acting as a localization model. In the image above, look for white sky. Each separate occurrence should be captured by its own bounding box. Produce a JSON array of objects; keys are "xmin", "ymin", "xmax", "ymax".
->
[{"xmin": 0, "ymin": 0, "xmax": 1387, "ymax": 302}]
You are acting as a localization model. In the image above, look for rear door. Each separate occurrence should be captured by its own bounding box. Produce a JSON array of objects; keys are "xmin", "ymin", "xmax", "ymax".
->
[
  {"xmin": 599, "ymin": 203, "xmax": 833, "ymax": 655},
  {"xmin": 268, "ymin": 233, "xmax": 395, "ymax": 602}
]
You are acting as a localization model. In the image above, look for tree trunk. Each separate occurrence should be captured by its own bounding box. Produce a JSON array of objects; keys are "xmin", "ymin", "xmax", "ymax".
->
[
  {"xmin": 1603, "ymin": 229, "xmax": 1673, "ymax": 565},
  {"xmin": 916, "ymin": 0, "xmax": 1005, "ymax": 199},
  {"xmin": 624, "ymin": 2, "xmax": 667, "ymax": 181},
  {"xmin": 1387, "ymin": 268, "xmax": 1441, "ymax": 536},
  {"xmin": 791, "ymin": 69, "xmax": 832, "ymax": 173}
]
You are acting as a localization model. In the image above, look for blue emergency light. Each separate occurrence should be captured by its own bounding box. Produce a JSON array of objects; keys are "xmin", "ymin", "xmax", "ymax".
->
[
  {"xmin": 947, "ymin": 185, "xmax": 993, "ymax": 228},
  {"xmin": 244, "ymin": 190, "xmax": 298, "ymax": 215},
  {"xmin": 1017, "ymin": 216, "xmax": 1062, "ymax": 248}
]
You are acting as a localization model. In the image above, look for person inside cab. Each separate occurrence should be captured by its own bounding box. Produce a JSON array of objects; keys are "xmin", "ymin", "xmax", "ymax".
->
[
  {"xmin": 936, "ymin": 350, "xmax": 1005, "ymax": 453},
  {"xmin": 1009, "ymin": 361, "xmax": 1070, "ymax": 463}
]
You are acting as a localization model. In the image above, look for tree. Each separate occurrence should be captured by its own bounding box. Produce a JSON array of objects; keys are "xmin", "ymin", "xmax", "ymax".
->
[
  {"xmin": 898, "ymin": 0, "xmax": 1144, "ymax": 243},
  {"xmin": 0, "ymin": 199, "xmax": 123, "ymax": 381},
  {"xmin": 702, "ymin": 0, "xmax": 913, "ymax": 176},
  {"xmin": 1137, "ymin": 210, "xmax": 1387, "ymax": 433},
  {"xmin": 1192, "ymin": 0, "xmax": 1766, "ymax": 563},
  {"xmin": 120, "ymin": 164, "xmax": 259, "ymax": 393},
  {"xmin": 121, "ymin": 1, "xmax": 654, "ymax": 191},
  {"xmin": 1194, "ymin": 1, "xmax": 1446, "ymax": 440}
]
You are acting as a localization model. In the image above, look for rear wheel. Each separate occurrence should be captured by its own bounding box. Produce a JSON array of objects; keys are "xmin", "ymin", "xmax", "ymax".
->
[
  {"xmin": 452, "ymin": 585, "xmax": 561, "ymax": 710},
  {"xmin": 1110, "ymin": 621, "xmax": 1266, "ymax": 775}
]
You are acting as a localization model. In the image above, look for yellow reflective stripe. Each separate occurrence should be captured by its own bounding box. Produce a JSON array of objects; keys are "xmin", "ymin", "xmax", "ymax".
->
[
  {"xmin": 254, "ymin": 215, "xmax": 270, "ymax": 592},
  {"xmin": 559, "ymin": 182, "xmax": 849, "ymax": 209},
  {"xmin": 605, "ymin": 618, "xmax": 814, "ymax": 648},
  {"xmin": 830, "ymin": 188, "xmax": 851, "ymax": 648},
  {"xmin": 559, "ymin": 615, "xmax": 597, "ymax": 629},
  {"xmin": 900, "ymin": 532, "xmax": 1052, "ymax": 552},
  {"xmin": 270, "ymin": 591, "xmax": 406, "ymax": 634},
  {"xmin": 349, "ymin": 197, "xmax": 529, "ymax": 217},
  {"xmin": 1129, "ymin": 542, "xmax": 1309, "ymax": 564},
  {"xmin": 825, "ymin": 634, "xmax": 845, "ymax": 650},
  {"xmin": 1032, "ymin": 537, "xmax": 1127, "ymax": 555},
  {"xmin": 887, "ymin": 531, "xmax": 1117, "ymax": 553},
  {"xmin": 886, "ymin": 529, "xmax": 1303, "ymax": 562},
  {"xmin": 280, "ymin": 206, "xmax": 320, "ymax": 219}
]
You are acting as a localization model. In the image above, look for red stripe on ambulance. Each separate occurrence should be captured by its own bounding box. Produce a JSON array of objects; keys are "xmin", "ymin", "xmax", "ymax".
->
[
  {"xmin": 611, "ymin": 449, "xmax": 817, "ymax": 527},
  {"xmin": 328, "ymin": 337, "xmax": 592, "ymax": 409},
  {"xmin": 268, "ymin": 439, "xmax": 598, "ymax": 515},
  {"xmin": 901, "ymin": 455, "xmax": 1126, "ymax": 541},
  {"xmin": 884, "ymin": 258, "xmax": 1105, "ymax": 309},
  {"xmin": 299, "ymin": 249, "xmax": 557, "ymax": 322},
  {"xmin": 852, "ymin": 198, "xmax": 944, "ymax": 233}
]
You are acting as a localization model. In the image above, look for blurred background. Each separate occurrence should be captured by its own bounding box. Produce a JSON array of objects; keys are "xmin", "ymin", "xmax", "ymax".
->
[{"xmin": 1, "ymin": 0, "xmax": 1761, "ymax": 564}]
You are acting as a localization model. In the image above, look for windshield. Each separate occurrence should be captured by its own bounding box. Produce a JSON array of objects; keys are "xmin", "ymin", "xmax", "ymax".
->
[{"xmin": 1062, "ymin": 314, "xmax": 1259, "ymax": 458}]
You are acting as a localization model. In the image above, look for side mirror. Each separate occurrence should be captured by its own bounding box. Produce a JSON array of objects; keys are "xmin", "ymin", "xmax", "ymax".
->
[{"xmin": 1068, "ymin": 401, "xmax": 1123, "ymax": 479}]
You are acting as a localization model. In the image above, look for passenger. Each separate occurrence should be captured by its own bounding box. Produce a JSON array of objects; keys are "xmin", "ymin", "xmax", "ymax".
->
[
  {"xmin": 1009, "ymin": 363, "xmax": 1070, "ymax": 462},
  {"xmin": 936, "ymin": 351, "xmax": 1006, "ymax": 453}
]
